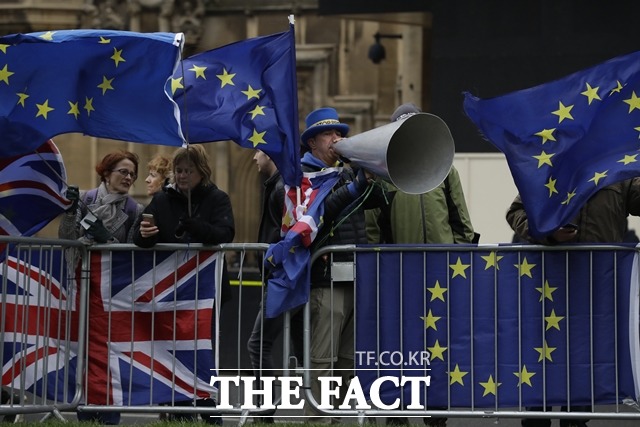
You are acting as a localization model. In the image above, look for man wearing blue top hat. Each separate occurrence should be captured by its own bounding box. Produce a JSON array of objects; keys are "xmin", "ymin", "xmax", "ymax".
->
[{"xmin": 299, "ymin": 107, "xmax": 387, "ymax": 421}]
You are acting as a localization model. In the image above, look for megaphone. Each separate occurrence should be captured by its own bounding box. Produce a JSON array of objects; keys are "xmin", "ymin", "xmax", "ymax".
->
[{"xmin": 333, "ymin": 113, "xmax": 454, "ymax": 194}]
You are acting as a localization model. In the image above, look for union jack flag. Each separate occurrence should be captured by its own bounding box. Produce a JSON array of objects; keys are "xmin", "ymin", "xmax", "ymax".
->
[
  {"xmin": 264, "ymin": 168, "xmax": 341, "ymax": 318},
  {"xmin": 85, "ymin": 249, "xmax": 221, "ymax": 406},
  {"xmin": 1, "ymin": 247, "xmax": 221, "ymax": 407},
  {"xmin": 1, "ymin": 248, "xmax": 79, "ymax": 404},
  {"xmin": 0, "ymin": 139, "xmax": 72, "ymax": 256}
]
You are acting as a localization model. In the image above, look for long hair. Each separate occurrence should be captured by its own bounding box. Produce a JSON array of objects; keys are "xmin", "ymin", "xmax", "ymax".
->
[
  {"xmin": 172, "ymin": 145, "xmax": 213, "ymax": 187},
  {"xmin": 95, "ymin": 150, "xmax": 139, "ymax": 183}
]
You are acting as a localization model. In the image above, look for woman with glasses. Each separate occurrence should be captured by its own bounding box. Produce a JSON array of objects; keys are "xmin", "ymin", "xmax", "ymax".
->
[{"xmin": 59, "ymin": 150, "xmax": 144, "ymax": 245}]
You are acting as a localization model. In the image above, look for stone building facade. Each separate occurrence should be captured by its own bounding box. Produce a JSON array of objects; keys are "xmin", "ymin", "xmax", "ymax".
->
[{"xmin": 0, "ymin": 0, "xmax": 432, "ymax": 244}]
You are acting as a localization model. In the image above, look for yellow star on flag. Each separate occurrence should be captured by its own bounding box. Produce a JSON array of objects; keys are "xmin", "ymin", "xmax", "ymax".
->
[
  {"xmin": 189, "ymin": 64, "xmax": 207, "ymax": 79},
  {"xmin": 84, "ymin": 97, "xmax": 95, "ymax": 116},
  {"xmin": 533, "ymin": 151, "xmax": 554, "ymax": 168},
  {"xmin": 449, "ymin": 364, "xmax": 468, "ymax": 386},
  {"xmin": 427, "ymin": 280, "xmax": 447, "ymax": 302},
  {"xmin": 479, "ymin": 375, "xmax": 501, "ymax": 397},
  {"xmin": 249, "ymin": 105, "xmax": 266, "ymax": 120},
  {"xmin": 514, "ymin": 365, "xmax": 536, "ymax": 387},
  {"xmin": 449, "ymin": 257, "xmax": 470, "ymax": 279},
  {"xmin": 545, "ymin": 176, "xmax": 558, "ymax": 197},
  {"xmin": 99, "ymin": 36, "xmax": 110, "ymax": 44},
  {"xmin": 580, "ymin": 83, "xmax": 601, "ymax": 105},
  {"xmin": 545, "ymin": 309, "xmax": 564, "ymax": 331},
  {"xmin": 623, "ymin": 91, "xmax": 640, "ymax": 113},
  {"xmin": 242, "ymin": 85, "xmax": 262, "ymax": 100},
  {"xmin": 170, "ymin": 77, "xmax": 184, "ymax": 95},
  {"xmin": 610, "ymin": 80, "xmax": 623, "ymax": 95},
  {"xmin": 248, "ymin": 128, "xmax": 267, "ymax": 147},
  {"xmin": 420, "ymin": 309, "xmax": 441, "ymax": 331},
  {"xmin": 16, "ymin": 92, "xmax": 29, "ymax": 107},
  {"xmin": 535, "ymin": 280, "xmax": 557, "ymax": 302},
  {"xmin": 111, "ymin": 48, "xmax": 125, "ymax": 67},
  {"xmin": 618, "ymin": 154, "xmax": 638, "ymax": 165},
  {"xmin": 551, "ymin": 101, "xmax": 574, "ymax": 123},
  {"xmin": 0, "ymin": 64, "xmax": 14, "ymax": 84},
  {"xmin": 0, "ymin": 44, "xmax": 9, "ymax": 54},
  {"xmin": 588, "ymin": 170, "xmax": 608, "ymax": 186},
  {"xmin": 217, "ymin": 68, "xmax": 236, "ymax": 88},
  {"xmin": 427, "ymin": 339, "xmax": 447, "ymax": 361},
  {"xmin": 514, "ymin": 257, "xmax": 536, "ymax": 278},
  {"xmin": 561, "ymin": 189, "xmax": 576, "ymax": 205},
  {"xmin": 481, "ymin": 251, "xmax": 503, "ymax": 270},
  {"xmin": 67, "ymin": 101, "xmax": 80, "ymax": 119},
  {"xmin": 97, "ymin": 76, "xmax": 115, "ymax": 95},
  {"xmin": 35, "ymin": 100, "xmax": 54, "ymax": 119},
  {"xmin": 534, "ymin": 340, "xmax": 557, "ymax": 362},
  {"xmin": 39, "ymin": 31, "xmax": 55, "ymax": 41},
  {"xmin": 535, "ymin": 128, "xmax": 556, "ymax": 144}
]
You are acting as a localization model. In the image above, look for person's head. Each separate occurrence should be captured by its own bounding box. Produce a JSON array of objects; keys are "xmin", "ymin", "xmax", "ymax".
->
[
  {"xmin": 253, "ymin": 150, "xmax": 277, "ymax": 177},
  {"xmin": 300, "ymin": 107, "xmax": 350, "ymax": 167},
  {"xmin": 145, "ymin": 154, "xmax": 172, "ymax": 196},
  {"xmin": 172, "ymin": 145, "xmax": 212, "ymax": 193},
  {"xmin": 390, "ymin": 102, "xmax": 421, "ymax": 122},
  {"xmin": 95, "ymin": 150, "xmax": 139, "ymax": 195}
]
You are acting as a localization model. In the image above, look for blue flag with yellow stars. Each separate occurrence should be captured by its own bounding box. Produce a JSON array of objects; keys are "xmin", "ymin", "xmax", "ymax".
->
[
  {"xmin": 171, "ymin": 21, "xmax": 302, "ymax": 187},
  {"xmin": 0, "ymin": 30, "xmax": 185, "ymax": 157},
  {"xmin": 464, "ymin": 50, "xmax": 640, "ymax": 239},
  {"xmin": 355, "ymin": 246, "xmax": 640, "ymax": 408}
]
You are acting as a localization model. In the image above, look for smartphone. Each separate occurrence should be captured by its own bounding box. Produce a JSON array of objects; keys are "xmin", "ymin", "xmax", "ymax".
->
[{"xmin": 142, "ymin": 213, "xmax": 155, "ymax": 227}]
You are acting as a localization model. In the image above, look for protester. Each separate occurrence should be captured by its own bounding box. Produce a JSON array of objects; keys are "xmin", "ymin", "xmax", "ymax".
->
[
  {"xmin": 58, "ymin": 150, "xmax": 144, "ymax": 425},
  {"xmin": 144, "ymin": 153, "xmax": 172, "ymax": 197},
  {"xmin": 133, "ymin": 144, "xmax": 234, "ymax": 425},
  {"xmin": 368, "ymin": 104, "xmax": 477, "ymax": 427},
  {"xmin": 367, "ymin": 102, "xmax": 478, "ymax": 247},
  {"xmin": 246, "ymin": 150, "xmax": 303, "ymax": 424},
  {"xmin": 299, "ymin": 107, "xmax": 387, "ymax": 422},
  {"xmin": 507, "ymin": 178, "xmax": 640, "ymax": 427},
  {"xmin": 59, "ymin": 150, "xmax": 144, "ymax": 245}
]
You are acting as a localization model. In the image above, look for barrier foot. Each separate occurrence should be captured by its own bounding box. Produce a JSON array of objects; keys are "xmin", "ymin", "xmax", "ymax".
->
[
  {"xmin": 237, "ymin": 409, "xmax": 250, "ymax": 427},
  {"xmin": 357, "ymin": 410, "xmax": 366, "ymax": 426},
  {"xmin": 39, "ymin": 409, "xmax": 66, "ymax": 422}
]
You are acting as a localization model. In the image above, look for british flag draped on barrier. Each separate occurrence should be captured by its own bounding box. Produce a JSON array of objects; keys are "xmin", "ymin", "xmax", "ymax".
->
[
  {"xmin": 1, "ymin": 248, "xmax": 221, "ymax": 406},
  {"xmin": 355, "ymin": 247, "xmax": 640, "ymax": 408}
]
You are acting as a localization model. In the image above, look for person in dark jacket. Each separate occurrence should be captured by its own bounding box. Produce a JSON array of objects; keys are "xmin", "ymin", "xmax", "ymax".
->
[
  {"xmin": 506, "ymin": 178, "xmax": 640, "ymax": 427},
  {"xmin": 246, "ymin": 150, "xmax": 303, "ymax": 423},
  {"xmin": 133, "ymin": 145, "xmax": 234, "ymax": 425},
  {"xmin": 134, "ymin": 145, "xmax": 234, "ymax": 247},
  {"xmin": 299, "ymin": 107, "xmax": 387, "ymax": 421}
]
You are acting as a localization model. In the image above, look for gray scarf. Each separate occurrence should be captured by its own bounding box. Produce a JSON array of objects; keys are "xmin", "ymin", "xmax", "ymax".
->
[{"xmin": 86, "ymin": 183, "xmax": 130, "ymax": 243}]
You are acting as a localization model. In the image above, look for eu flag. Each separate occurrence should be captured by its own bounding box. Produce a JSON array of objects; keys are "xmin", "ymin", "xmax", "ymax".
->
[
  {"xmin": 0, "ymin": 30, "xmax": 185, "ymax": 158},
  {"xmin": 171, "ymin": 22, "xmax": 302, "ymax": 187},
  {"xmin": 355, "ymin": 246, "xmax": 640, "ymax": 408},
  {"xmin": 463, "ymin": 51, "xmax": 640, "ymax": 239}
]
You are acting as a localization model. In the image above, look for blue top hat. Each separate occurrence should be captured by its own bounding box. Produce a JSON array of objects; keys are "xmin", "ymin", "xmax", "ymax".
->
[{"xmin": 300, "ymin": 107, "xmax": 350, "ymax": 147}]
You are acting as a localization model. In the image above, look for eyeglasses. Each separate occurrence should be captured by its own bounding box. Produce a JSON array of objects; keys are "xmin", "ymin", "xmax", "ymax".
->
[{"xmin": 112, "ymin": 168, "xmax": 137, "ymax": 180}]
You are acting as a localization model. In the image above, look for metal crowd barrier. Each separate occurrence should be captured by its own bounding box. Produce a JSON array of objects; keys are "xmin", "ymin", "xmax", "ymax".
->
[
  {"xmin": 0, "ymin": 236, "xmax": 87, "ymax": 421},
  {"xmin": 3, "ymin": 238, "xmax": 640, "ymax": 424},
  {"xmin": 302, "ymin": 244, "xmax": 640, "ymax": 424}
]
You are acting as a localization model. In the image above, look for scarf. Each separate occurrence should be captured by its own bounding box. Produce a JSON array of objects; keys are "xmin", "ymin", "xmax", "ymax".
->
[{"xmin": 86, "ymin": 183, "xmax": 130, "ymax": 243}]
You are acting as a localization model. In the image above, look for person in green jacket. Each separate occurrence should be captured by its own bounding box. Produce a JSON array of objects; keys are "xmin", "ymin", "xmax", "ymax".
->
[{"xmin": 366, "ymin": 102, "xmax": 478, "ymax": 246}]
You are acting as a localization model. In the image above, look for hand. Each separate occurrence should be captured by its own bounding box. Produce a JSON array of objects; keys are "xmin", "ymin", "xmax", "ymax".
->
[
  {"xmin": 139, "ymin": 219, "xmax": 159, "ymax": 238},
  {"xmin": 175, "ymin": 216, "xmax": 205, "ymax": 238},
  {"xmin": 85, "ymin": 218, "xmax": 112, "ymax": 243},
  {"xmin": 551, "ymin": 226, "xmax": 578, "ymax": 243},
  {"xmin": 65, "ymin": 185, "xmax": 80, "ymax": 212}
]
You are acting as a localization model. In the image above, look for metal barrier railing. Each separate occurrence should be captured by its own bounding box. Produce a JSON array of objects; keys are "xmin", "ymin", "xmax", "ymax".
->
[
  {"xmin": 303, "ymin": 244, "xmax": 640, "ymax": 423},
  {"xmin": 0, "ymin": 236, "xmax": 87, "ymax": 421},
  {"xmin": 3, "ymin": 239, "xmax": 640, "ymax": 424}
]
